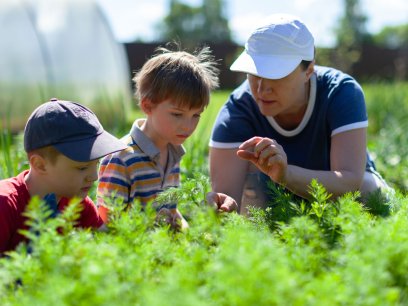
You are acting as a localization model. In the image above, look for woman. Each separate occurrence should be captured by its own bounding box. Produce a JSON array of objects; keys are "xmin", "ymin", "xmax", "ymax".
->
[{"xmin": 209, "ymin": 13, "xmax": 390, "ymax": 213}]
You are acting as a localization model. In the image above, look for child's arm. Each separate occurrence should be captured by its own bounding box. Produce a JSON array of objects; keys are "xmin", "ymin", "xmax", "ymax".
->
[
  {"xmin": 170, "ymin": 208, "xmax": 189, "ymax": 230},
  {"xmin": 97, "ymin": 154, "xmax": 130, "ymax": 223},
  {"xmin": 156, "ymin": 207, "xmax": 189, "ymax": 231},
  {"xmin": 97, "ymin": 201, "xmax": 110, "ymax": 224}
]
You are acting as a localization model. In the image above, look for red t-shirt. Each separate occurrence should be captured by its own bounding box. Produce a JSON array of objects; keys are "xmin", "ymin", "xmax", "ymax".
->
[{"xmin": 0, "ymin": 170, "xmax": 104, "ymax": 254}]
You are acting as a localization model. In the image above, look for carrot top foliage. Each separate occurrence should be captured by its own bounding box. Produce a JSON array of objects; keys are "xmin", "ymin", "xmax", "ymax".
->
[{"xmin": 1, "ymin": 84, "xmax": 408, "ymax": 305}]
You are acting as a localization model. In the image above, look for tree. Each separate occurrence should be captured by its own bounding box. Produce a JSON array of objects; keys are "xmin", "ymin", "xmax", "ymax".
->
[
  {"xmin": 372, "ymin": 24, "xmax": 408, "ymax": 48},
  {"xmin": 200, "ymin": 0, "xmax": 231, "ymax": 42},
  {"xmin": 159, "ymin": 0, "xmax": 231, "ymax": 48},
  {"xmin": 334, "ymin": 0, "xmax": 370, "ymax": 72}
]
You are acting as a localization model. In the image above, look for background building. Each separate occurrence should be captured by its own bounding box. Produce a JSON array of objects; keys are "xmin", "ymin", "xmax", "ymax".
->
[{"xmin": 0, "ymin": 0, "xmax": 131, "ymax": 130}]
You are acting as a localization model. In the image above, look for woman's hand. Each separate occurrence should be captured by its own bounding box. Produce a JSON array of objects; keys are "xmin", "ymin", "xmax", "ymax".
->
[{"xmin": 237, "ymin": 136, "xmax": 288, "ymax": 184}]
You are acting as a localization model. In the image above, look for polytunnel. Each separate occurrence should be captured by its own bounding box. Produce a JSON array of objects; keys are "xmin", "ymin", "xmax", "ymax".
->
[{"xmin": 0, "ymin": 0, "xmax": 132, "ymax": 131}]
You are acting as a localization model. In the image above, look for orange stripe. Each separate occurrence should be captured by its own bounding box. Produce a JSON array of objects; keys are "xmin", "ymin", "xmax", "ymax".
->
[
  {"xmin": 128, "ymin": 161, "xmax": 155, "ymax": 172},
  {"xmin": 134, "ymin": 177, "xmax": 162, "ymax": 187},
  {"xmin": 98, "ymin": 182, "xmax": 128, "ymax": 195}
]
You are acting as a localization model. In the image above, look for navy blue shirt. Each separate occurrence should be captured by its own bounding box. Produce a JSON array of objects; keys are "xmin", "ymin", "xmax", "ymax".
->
[{"xmin": 210, "ymin": 66, "xmax": 370, "ymax": 171}]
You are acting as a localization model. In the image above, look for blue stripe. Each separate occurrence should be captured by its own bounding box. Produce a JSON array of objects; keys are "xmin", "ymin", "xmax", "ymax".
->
[
  {"xmin": 101, "ymin": 157, "xmax": 124, "ymax": 166},
  {"xmin": 170, "ymin": 167, "xmax": 180, "ymax": 174},
  {"xmin": 127, "ymin": 156, "xmax": 152, "ymax": 164},
  {"xmin": 133, "ymin": 173, "xmax": 161, "ymax": 181},
  {"xmin": 129, "ymin": 173, "xmax": 161, "ymax": 187},
  {"xmin": 134, "ymin": 190, "xmax": 161, "ymax": 198},
  {"xmin": 99, "ymin": 176, "xmax": 129, "ymax": 187}
]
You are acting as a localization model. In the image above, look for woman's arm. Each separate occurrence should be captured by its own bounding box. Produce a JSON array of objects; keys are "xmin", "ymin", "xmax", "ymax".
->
[
  {"xmin": 237, "ymin": 128, "xmax": 367, "ymax": 199},
  {"xmin": 209, "ymin": 147, "xmax": 249, "ymax": 209}
]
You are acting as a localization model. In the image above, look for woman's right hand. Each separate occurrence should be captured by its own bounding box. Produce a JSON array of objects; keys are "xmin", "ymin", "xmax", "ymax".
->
[{"xmin": 237, "ymin": 136, "xmax": 288, "ymax": 185}]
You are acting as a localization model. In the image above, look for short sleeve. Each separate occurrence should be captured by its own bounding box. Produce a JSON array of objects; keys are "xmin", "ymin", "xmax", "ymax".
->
[
  {"xmin": 97, "ymin": 153, "xmax": 130, "ymax": 206},
  {"xmin": 327, "ymin": 80, "xmax": 368, "ymax": 136}
]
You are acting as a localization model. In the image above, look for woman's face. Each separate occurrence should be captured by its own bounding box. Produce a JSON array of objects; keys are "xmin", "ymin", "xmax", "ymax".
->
[{"xmin": 247, "ymin": 63, "xmax": 314, "ymax": 118}]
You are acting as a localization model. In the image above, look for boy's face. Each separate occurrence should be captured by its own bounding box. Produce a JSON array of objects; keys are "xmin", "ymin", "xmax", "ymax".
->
[
  {"xmin": 44, "ymin": 154, "xmax": 99, "ymax": 200},
  {"xmin": 143, "ymin": 99, "xmax": 204, "ymax": 147}
]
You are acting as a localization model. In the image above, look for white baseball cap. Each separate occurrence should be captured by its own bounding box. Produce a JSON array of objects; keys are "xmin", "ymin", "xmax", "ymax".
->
[{"xmin": 230, "ymin": 14, "xmax": 315, "ymax": 79}]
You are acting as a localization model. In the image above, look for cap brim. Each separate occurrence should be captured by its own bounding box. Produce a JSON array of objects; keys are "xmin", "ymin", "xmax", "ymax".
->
[
  {"xmin": 230, "ymin": 51, "xmax": 302, "ymax": 79},
  {"xmin": 54, "ymin": 131, "xmax": 127, "ymax": 162}
]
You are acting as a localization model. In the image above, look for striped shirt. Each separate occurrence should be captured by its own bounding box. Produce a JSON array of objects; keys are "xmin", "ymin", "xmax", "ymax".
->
[{"xmin": 97, "ymin": 119, "xmax": 185, "ymax": 211}]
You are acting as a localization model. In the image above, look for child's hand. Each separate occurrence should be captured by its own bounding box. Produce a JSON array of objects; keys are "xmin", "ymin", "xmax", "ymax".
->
[
  {"xmin": 156, "ymin": 208, "xmax": 189, "ymax": 231},
  {"xmin": 206, "ymin": 192, "xmax": 238, "ymax": 213},
  {"xmin": 172, "ymin": 209, "xmax": 189, "ymax": 231}
]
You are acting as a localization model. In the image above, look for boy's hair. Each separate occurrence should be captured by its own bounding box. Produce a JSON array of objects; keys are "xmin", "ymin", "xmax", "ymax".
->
[
  {"xmin": 133, "ymin": 45, "xmax": 219, "ymax": 109},
  {"xmin": 27, "ymin": 146, "xmax": 61, "ymax": 164}
]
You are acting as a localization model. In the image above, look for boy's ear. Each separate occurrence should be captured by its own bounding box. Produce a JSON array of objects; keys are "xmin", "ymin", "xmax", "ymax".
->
[
  {"xmin": 140, "ymin": 98, "xmax": 154, "ymax": 114},
  {"xmin": 29, "ymin": 154, "xmax": 48, "ymax": 174}
]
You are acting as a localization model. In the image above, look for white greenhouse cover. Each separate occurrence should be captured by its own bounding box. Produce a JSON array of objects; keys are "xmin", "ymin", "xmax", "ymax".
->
[{"xmin": 0, "ymin": 0, "xmax": 131, "ymax": 130}]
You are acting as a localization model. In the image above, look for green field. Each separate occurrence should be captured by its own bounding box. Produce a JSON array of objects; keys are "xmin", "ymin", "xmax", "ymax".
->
[{"xmin": 1, "ymin": 83, "xmax": 408, "ymax": 305}]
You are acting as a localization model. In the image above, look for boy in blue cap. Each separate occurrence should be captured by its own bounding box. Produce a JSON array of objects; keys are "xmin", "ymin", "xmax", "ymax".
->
[{"xmin": 0, "ymin": 98, "xmax": 127, "ymax": 255}]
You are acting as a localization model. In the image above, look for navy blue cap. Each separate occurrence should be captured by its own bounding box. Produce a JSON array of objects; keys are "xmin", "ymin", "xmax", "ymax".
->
[{"xmin": 24, "ymin": 98, "xmax": 127, "ymax": 161}]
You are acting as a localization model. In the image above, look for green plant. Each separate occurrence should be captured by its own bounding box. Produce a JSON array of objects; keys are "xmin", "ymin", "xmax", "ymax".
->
[
  {"xmin": 0, "ymin": 129, "xmax": 27, "ymax": 179},
  {"xmin": 2, "ymin": 87, "xmax": 408, "ymax": 305}
]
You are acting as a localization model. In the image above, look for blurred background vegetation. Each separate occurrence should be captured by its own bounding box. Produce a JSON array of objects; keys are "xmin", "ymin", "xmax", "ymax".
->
[
  {"xmin": 144, "ymin": 0, "xmax": 408, "ymax": 82},
  {"xmin": 1, "ymin": 0, "xmax": 407, "ymax": 129}
]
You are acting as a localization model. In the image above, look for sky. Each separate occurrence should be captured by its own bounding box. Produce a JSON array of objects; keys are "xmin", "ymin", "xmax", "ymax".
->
[{"xmin": 95, "ymin": 0, "xmax": 408, "ymax": 47}]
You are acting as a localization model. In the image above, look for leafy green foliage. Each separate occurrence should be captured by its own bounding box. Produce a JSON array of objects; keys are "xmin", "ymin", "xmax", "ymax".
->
[
  {"xmin": 1, "ymin": 87, "xmax": 408, "ymax": 305},
  {"xmin": 2, "ymin": 180, "xmax": 407, "ymax": 305},
  {"xmin": 156, "ymin": 172, "xmax": 211, "ymax": 210},
  {"xmin": 0, "ymin": 130, "xmax": 27, "ymax": 179},
  {"xmin": 372, "ymin": 23, "xmax": 408, "ymax": 48},
  {"xmin": 364, "ymin": 82, "xmax": 408, "ymax": 191},
  {"xmin": 334, "ymin": 0, "xmax": 370, "ymax": 71}
]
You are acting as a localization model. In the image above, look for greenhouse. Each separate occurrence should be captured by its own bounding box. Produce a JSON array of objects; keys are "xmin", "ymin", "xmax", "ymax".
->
[{"xmin": 0, "ymin": 0, "xmax": 132, "ymax": 131}]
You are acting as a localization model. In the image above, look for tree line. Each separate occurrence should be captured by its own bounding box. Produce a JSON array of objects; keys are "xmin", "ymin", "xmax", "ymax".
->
[{"xmin": 131, "ymin": 0, "xmax": 408, "ymax": 80}]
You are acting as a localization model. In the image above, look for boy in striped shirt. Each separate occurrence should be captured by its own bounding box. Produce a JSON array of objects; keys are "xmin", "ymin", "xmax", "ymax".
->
[{"xmin": 97, "ymin": 46, "xmax": 237, "ymax": 229}]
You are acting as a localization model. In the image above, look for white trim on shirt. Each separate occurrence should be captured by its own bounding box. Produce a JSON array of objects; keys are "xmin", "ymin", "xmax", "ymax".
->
[
  {"xmin": 209, "ymin": 140, "xmax": 241, "ymax": 149},
  {"xmin": 331, "ymin": 121, "xmax": 368, "ymax": 136}
]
